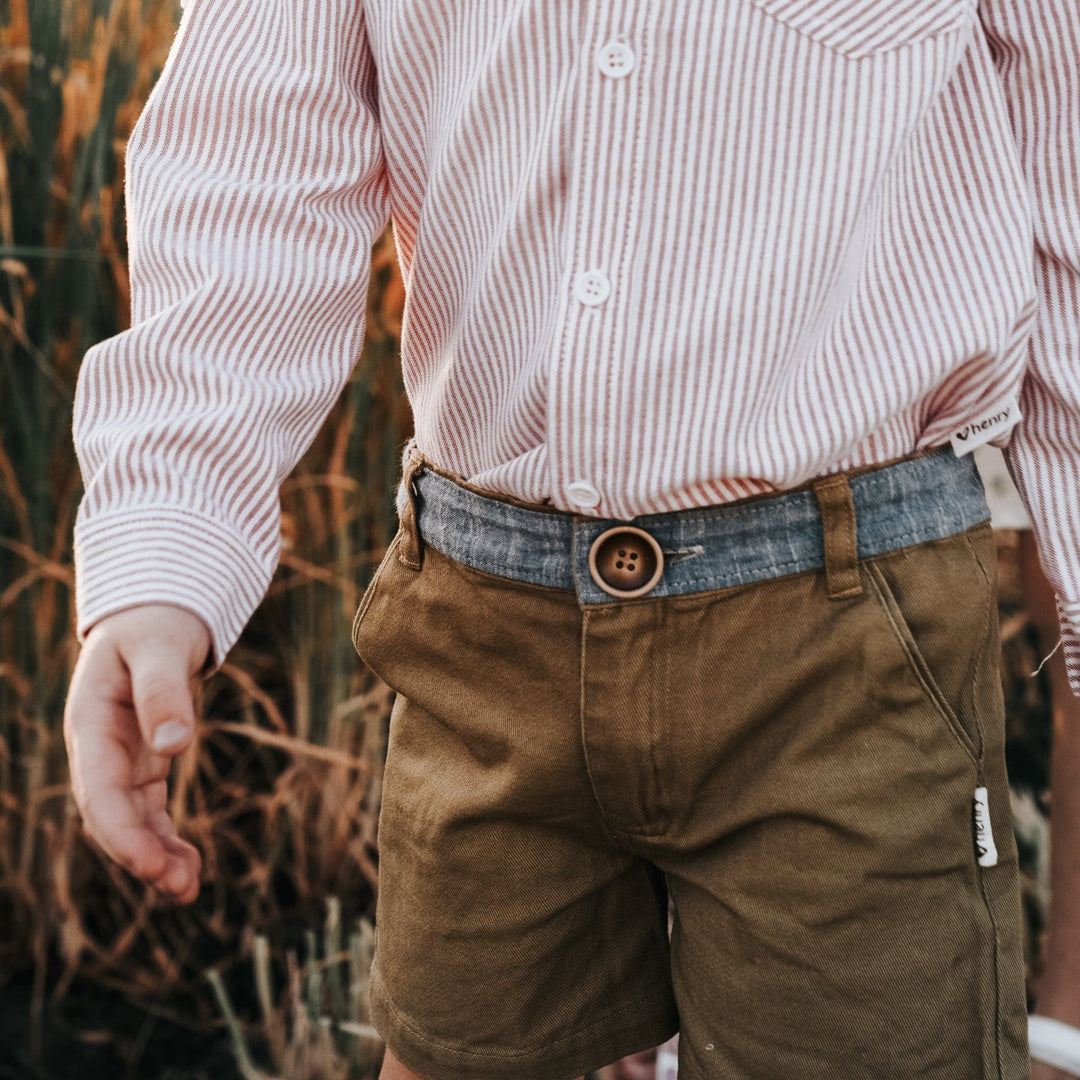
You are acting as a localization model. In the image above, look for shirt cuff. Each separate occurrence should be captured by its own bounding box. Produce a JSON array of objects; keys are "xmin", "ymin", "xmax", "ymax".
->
[
  {"xmin": 73, "ymin": 506, "xmax": 272, "ymax": 677},
  {"xmin": 1054, "ymin": 597, "xmax": 1080, "ymax": 700}
]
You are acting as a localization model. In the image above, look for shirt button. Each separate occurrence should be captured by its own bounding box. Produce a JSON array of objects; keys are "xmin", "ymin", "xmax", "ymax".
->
[
  {"xmin": 574, "ymin": 269, "xmax": 611, "ymax": 306},
  {"xmin": 566, "ymin": 480, "xmax": 602, "ymax": 508},
  {"xmin": 597, "ymin": 40, "xmax": 635, "ymax": 79}
]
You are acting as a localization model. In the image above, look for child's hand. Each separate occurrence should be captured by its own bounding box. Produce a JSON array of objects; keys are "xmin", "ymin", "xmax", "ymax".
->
[{"xmin": 63, "ymin": 604, "xmax": 212, "ymax": 904}]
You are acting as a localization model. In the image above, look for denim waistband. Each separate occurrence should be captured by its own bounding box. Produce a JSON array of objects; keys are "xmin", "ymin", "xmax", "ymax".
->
[{"xmin": 399, "ymin": 446, "xmax": 991, "ymax": 604}]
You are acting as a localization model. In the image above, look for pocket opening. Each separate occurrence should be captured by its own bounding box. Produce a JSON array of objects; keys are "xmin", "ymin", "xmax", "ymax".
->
[
  {"xmin": 863, "ymin": 540, "xmax": 986, "ymax": 766},
  {"xmin": 352, "ymin": 526, "xmax": 406, "ymax": 657}
]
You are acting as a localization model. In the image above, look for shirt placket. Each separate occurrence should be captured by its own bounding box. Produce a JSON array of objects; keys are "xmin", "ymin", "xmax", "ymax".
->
[{"xmin": 551, "ymin": 8, "xmax": 649, "ymax": 520}]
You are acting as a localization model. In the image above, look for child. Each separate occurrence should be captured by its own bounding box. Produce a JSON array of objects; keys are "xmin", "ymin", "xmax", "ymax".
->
[{"xmin": 65, "ymin": 3, "xmax": 1080, "ymax": 1076}]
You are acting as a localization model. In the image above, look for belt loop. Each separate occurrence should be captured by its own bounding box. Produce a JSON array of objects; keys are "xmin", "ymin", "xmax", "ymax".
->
[
  {"xmin": 811, "ymin": 473, "xmax": 863, "ymax": 600},
  {"xmin": 397, "ymin": 443, "xmax": 425, "ymax": 571}
]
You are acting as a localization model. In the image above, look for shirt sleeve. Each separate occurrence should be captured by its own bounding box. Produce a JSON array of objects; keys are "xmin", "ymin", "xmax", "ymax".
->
[
  {"xmin": 977, "ymin": 0, "xmax": 1080, "ymax": 696},
  {"xmin": 71, "ymin": 0, "xmax": 391, "ymax": 676}
]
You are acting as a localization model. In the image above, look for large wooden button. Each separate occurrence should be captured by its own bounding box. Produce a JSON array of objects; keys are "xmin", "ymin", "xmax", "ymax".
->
[{"xmin": 588, "ymin": 526, "xmax": 665, "ymax": 598}]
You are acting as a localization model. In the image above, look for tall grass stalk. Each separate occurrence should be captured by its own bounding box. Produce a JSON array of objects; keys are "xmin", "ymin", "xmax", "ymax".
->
[
  {"xmin": 207, "ymin": 897, "xmax": 382, "ymax": 1080},
  {"xmin": 0, "ymin": 1, "xmax": 410, "ymax": 1069}
]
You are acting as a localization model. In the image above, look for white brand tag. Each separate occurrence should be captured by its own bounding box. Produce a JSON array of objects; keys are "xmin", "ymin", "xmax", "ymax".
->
[
  {"xmin": 973, "ymin": 786, "xmax": 998, "ymax": 867},
  {"xmin": 950, "ymin": 394, "xmax": 1022, "ymax": 456}
]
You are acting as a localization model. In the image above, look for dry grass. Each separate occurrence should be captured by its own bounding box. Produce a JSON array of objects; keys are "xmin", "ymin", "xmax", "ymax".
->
[{"xmin": 1, "ymin": 2, "xmax": 409, "ymax": 1075}]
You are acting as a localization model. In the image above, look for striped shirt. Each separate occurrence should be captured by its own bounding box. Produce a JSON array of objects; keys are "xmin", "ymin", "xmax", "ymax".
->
[{"xmin": 72, "ymin": 0, "xmax": 1080, "ymax": 692}]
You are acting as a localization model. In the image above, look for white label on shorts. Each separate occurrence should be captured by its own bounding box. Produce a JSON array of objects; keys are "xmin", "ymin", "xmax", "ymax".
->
[
  {"xmin": 974, "ymin": 786, "xmax": 998, "ymax": 867},
  {"xmin": 951, "ymin": 394, "xmax": 1021, "ymax": 456}
]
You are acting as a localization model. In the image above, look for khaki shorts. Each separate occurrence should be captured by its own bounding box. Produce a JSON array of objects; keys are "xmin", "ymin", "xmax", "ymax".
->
[{"xmin": 351, "ymin": 443, "xmax": 1028, "ymax": 1080}]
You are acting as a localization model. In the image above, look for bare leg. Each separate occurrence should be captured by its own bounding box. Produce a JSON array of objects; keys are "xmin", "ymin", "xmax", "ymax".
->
[
  {"xmin": 611, "ymin": 1049, "xmax": 659, "ymax": 1078},
  {"xmin": 377, "ymin": 1047, "xmax": 425, "ymax": 1080},
  {"xmin": 1020, "ymin": 531, "xmax": 1080, "ymax": 1080}
]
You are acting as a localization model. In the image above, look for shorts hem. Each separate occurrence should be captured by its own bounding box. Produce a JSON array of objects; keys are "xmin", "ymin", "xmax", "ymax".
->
[{"xmin": 369, "ymin": 960, "xmax": 680, "ymax": 1080}]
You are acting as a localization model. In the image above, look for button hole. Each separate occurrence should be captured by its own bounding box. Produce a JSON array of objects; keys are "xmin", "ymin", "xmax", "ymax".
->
[{"xmin": 663, "ymin": 544, "xmax": 705, "ymax": 564}]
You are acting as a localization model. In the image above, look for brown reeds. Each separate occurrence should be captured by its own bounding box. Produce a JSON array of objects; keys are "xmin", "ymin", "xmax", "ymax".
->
[
  {"xmin": 1, "ymin": 1, "xmax": 409, "ymax": 1075},
  {"xmin": 206, "ymin": 897, "xmax": 382, "ymax": 1079}
]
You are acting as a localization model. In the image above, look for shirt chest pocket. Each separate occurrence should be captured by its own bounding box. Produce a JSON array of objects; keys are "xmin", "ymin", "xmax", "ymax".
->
[{"xmin": 746, "ymin": 0, "xmax": 974, "ymax": 59}]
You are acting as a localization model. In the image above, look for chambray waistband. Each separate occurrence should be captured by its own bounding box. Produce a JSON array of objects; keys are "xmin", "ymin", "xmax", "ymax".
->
[{"xmin": 400, "ymin": 446, "xmax": 991, "ymax": 604}]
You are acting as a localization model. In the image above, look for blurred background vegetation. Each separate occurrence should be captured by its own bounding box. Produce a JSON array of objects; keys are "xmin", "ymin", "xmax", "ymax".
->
[
  {"xmin": 1, "ymin": 0, "xmax": 409, "ymax": 1075},
  {"xmin": 0, "ymin": 1, "xmax": 1058, "ymax": 1078}
]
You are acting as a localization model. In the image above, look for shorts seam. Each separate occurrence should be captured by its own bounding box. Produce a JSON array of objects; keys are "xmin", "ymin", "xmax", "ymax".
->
[
  {"xmin": 351, "ymin": 528, "xmax": 405, "ymax": 649},
  {"xmin": 373, "ymin": 964, "xmax": 676, "ymax": 1062},
  {"xmin": 975, "ymin": 857, "xmax": 1005, "ymax": 1079},
  {"xmin": 964, "ymin": 524, "xmax": 997, "ymax": 764},
  {"xmin": 577, "ymin": 607, "xmax": 628, "ymax": 847}
]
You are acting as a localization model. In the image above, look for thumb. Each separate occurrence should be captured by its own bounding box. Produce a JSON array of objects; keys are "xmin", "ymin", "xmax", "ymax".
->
[{"xmin": 128, "ymin": 655, "xmax": 199, "ymax": 755}]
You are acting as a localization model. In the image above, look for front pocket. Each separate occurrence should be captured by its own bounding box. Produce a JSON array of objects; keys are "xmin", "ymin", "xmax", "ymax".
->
[
  {"xmin": 746, "ymin": 0, "xmax": 974, "ymax": 59},
  {"xmin": 862, "ymin": 526, "xmax": 995, "ymax": 765},
  {"xmin": 351, "ymin": 526, "xmax": 406, "ymax": 658}
]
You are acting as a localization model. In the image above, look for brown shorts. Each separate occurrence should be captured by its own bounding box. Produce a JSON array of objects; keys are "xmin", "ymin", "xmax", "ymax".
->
[{"xmin": 351, "ymin": 443, "xmax": 1028, "ymax": 1080}]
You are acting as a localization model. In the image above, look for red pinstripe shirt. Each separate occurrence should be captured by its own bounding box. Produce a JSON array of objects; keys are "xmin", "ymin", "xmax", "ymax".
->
[{"xmin": 72, "ymin": 0, "xmax": 1080, "ymax": 691}]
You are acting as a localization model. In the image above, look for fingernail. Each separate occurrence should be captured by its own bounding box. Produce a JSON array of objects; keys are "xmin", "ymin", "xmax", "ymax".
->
[{"xmin": 152, "ymin": 721, "xmax": 191, "ymax": 752}]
